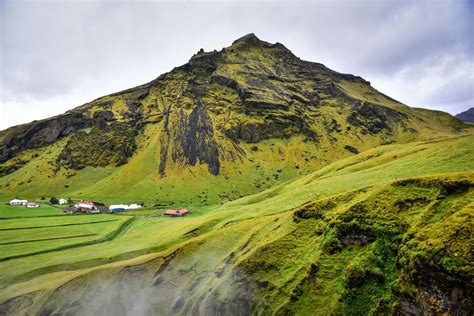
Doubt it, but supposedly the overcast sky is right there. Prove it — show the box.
[1,0,473,130]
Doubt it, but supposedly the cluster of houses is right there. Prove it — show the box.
[9,198,191,217]
[9,198,70,208]
[9,199,39,208]
[63,201,143,214]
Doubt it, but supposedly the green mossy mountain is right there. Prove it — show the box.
[0,34,469,204]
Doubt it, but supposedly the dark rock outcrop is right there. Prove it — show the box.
[347,102,405,135]
[344,145,359,154]
[0,112,92,163]
[172,101,220,175]
[58,121,139,170]
[395,286,473,315]
[210,75,247,99]
[92,110,115,122]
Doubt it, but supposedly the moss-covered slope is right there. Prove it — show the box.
[0,135,472,315]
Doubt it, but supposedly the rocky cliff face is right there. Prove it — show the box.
[0,112,92,164]
[169,101,221,175]
[0,34,469,201]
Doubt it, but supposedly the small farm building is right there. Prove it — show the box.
[109,204,127,212]
[26,202,39,208]
[10,199,28,206]
[109,204,142,212]
[59,198,68,205]
[164,209,190,216]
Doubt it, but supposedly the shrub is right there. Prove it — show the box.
[345,265,367,288]
[50,197,59,204]
[321,228,343,254]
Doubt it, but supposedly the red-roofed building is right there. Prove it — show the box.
[74,201,96,209]
[73,201,99,213]
[164,209,190,216]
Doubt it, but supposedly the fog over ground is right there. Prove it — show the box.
[1,0,473,130]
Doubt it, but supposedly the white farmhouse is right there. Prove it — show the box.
[59,198,68,205]
[10,199,28,206]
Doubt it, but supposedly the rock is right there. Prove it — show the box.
[340,232,376,246]
[92,110,115,122]
[395,286,473,315]
[0,112,92,163]
[344,145,359,154]
[170,101,221,175]
[347,102,405,135]
[210,75,248,99]
[57,122,139,170]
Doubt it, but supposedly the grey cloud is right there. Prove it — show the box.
[427,77,474,105]
[1,0,473,130]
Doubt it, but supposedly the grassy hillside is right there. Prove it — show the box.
[0,134,472,315]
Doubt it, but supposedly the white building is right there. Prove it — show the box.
[109,204,128,211]
[59,198,68,205]
[26,202,39,208]
[128,204,142,210]
[109,204,142,212]
[10,199,28,206]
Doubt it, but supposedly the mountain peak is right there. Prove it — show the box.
[232,33,261,45]
[230,33,278,51]
[229,33,291,55]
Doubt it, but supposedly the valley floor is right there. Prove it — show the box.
[0,135,473,315]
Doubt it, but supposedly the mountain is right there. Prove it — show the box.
[0,33,470,205]
[455,107,474,123]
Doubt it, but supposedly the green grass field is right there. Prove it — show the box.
[0,135,472,314]
[0,207,132,263]
[0,204,64,218]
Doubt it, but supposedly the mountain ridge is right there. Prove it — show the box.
[455,107,474,123]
